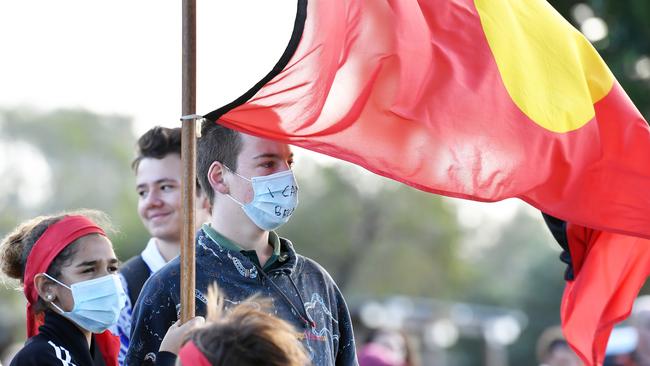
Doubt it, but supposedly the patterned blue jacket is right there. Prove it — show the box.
[125,229,358,366]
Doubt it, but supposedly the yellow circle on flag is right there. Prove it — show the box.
[474,0,614,133]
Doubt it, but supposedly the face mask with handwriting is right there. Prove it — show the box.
[226,169,299,231]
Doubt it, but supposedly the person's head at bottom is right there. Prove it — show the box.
[0,210,126,364]
[160,284,309,366]
[358,328,415,366]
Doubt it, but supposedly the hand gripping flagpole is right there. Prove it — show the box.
[180,0,197,324]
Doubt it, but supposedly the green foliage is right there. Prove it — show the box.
[439,211,567,364]
[0,108,148,261]
[472,212,567,365]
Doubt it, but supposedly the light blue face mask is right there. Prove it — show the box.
[44,273,127,333]
[225,167,299,231]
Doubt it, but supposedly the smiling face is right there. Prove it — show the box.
[48,234,119,312]
[136,154,183,242]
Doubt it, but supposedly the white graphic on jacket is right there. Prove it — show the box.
[228,251,258,278]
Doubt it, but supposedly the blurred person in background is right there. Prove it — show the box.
[536,325,581,366]
[629,295,650,365]
[113,126,212,365]
[359,328,418,366]
[0,210,125,365]
[604,325,639,366]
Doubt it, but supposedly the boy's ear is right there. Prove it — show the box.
[207,161,229,195]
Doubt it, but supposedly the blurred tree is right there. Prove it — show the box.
[0,107,147,261]
[459,212,564,306]
[445,211,567,365]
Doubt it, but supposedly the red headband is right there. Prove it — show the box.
[23,215,106,336]
[179,341,213,366]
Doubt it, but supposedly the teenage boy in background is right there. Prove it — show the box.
[115,126,211,365]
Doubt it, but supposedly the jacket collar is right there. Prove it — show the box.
[38,311,101,365]
[197,228,298,274]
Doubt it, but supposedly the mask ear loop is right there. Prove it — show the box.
[221,164,251,207]
[41,273,72,290]
[41,273,72,314]
[221,164,252,183]
[48,301,68,315]
[225,192,246,207]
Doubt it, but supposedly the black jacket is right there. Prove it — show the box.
[10,311,106,366]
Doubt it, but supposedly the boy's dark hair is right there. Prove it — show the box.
[132,126,182,171]
[132,126,203,194]
[197,121,243,204]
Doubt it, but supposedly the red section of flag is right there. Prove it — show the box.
[562,225,650,365]
[212,0,650,239]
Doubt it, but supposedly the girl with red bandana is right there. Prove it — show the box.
[1,210,124,366]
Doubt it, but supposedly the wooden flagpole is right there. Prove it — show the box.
[180,0,197,323]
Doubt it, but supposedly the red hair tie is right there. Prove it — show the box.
[179,341,212,366]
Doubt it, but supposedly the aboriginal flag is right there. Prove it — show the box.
[204,1,650,364]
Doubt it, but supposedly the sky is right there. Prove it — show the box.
[0,0,536,233]
[0,1,297,135]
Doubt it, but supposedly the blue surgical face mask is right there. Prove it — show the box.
[225,167,299,231]
[43,273,127,333]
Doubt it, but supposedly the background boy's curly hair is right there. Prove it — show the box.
[131,126,204,194]
[184,284,309,366]
[131,126,182,171]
